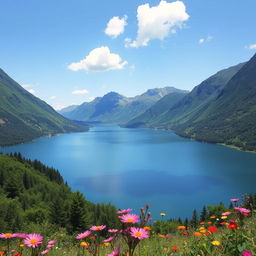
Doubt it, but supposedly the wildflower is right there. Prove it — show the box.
[104,242,110,247]
[130,227,149,240]
[210,216,216,219]
[230,198,239,202]
[199,222,204,225]
[165,235,171,239]
[76,231,91,239]
[207,222,212,224]
[158,234,165,238]
[143,226,151,230]
[13,253,22,256]
[211,241,220,246]
[89,236,95,240]
[19,244,24,248]
[234,207,251,214]
[182,231,188,236]
[116,208,132,214]
[160,213,166,216]
[80,242,89,248]
[90,225,106,231]
[0,252,5,256]
[228,223,238,229]
[222,212,231,216]
[120,214,140,224]
[41,250,49,255]
[14,233,27,239]
[104,237,114,243]
[24,234,43,248]
[171,246,179,251]
[0,233,15,239]
[242,250,253,256]
[177,226,186,230]
[108,229,118,233]
[47,240,56,245]
[107,248,120,256]
[221,216,227,219]
[193,232,202,236]
[208,226,217,233]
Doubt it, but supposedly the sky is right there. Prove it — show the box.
[0,0,256,110]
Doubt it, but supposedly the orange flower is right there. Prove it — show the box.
[0,252,5,256]
[158,234,165,238]
[194,232,202,236]
[210,216,216,219]
[144,226,151,230]
[199,222,204,225]
[89,236,95,240]
[207,222,212,224]
[177,225,186,230]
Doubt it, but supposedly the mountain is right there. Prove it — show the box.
[175,54,256,151]
[126,55,256,151]
[126,62,245,128]
[60,87,188,125]
[0,68,88,146]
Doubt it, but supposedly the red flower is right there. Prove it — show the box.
[208,226,217,233]
[182,231,188,236]
[228,223,238,229]
[171,246,179,251]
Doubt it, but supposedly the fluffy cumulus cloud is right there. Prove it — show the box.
[68,46,128,73]
[198,36,213,44]
[126,0,189,48]
[28,89,36,95]
[105,15,128,38]
[248,44,256,50]
[72,89,89,95]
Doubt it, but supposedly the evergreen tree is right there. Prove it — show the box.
[70,192,91,232]
[200,205,208,221]
[50,199,67,227]
[191,209,199,228]
[184,218,189,229]
[5,176,21,198]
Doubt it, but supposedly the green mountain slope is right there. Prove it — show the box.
[176,54,256,151]
[60,87,188,125]
[0,68,88,146]
[126,62,244,128]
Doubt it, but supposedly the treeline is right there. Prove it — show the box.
[0,153,119,234]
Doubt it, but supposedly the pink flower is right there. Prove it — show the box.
[47,240,56,245]
[120,214,140,224]
[24,234,43,248]
[107,248,120,256]
[41,249,49,255]
[14,233,27,239]
[130,227,149,240]
[76,231,91,239]
[116,208,132,214]
[108,229,119,233]
[234,207,251,214]
[222,212,232,216]
[104,236,114,243]
[242,250,253,256]
[0,233,15,239]
[90,225,106,231]
[230,198,239,202]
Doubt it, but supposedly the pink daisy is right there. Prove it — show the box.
[116,208,132,214]
[24,234,43,248]
[76,231,91,239]
[104,237,114,243]
[0,233,15,239]
[107,248,120,256]
[120,214,140,224]
[108,229,119,233]
[234,207,251,214]
[130,227,149,240]
[230,198,239,202]
[90,225,106,231]
[47,240,56,245]
[14,233,27,239]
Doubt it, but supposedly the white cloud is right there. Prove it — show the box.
[28,89,36,95]
[248,44,256,50]
[198,36,213,44]
[105,15,128,38]
[68,46,128,73]
[126,0,189,48]
[72,89,89,95]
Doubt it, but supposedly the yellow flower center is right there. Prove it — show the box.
[135,232,142,237]
[30,239,38,245]
[127,218,134,222]
[5,233,12,237]
[96,226,101,229]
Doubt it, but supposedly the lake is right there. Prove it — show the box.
[1,126,256,219]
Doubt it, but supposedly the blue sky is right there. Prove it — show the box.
[1,0,256,109]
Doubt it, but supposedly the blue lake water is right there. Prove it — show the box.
[1,126,256,219]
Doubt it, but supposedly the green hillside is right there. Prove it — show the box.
[0,68,88,146]
[0,153,118,233]
[175,54,256,151]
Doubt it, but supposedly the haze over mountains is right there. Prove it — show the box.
[59,87,188,125]
[0,69,88,146]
